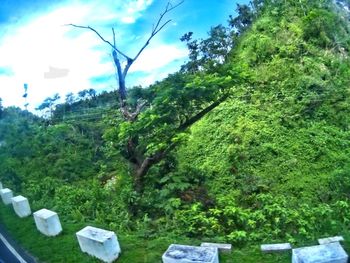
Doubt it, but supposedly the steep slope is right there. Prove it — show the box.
[174,0,350,242]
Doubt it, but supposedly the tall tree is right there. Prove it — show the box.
[65,92,75,105]
[70,1,237,193]
[69,1,183,121]
[87,89,96,99]
[180,25,234,73]
[36,93,61,119]
[228,3,256,34]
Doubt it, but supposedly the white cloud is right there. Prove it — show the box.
[82,0,154,24]
[0,0,187,111]
[131,43,188,72]
[120,0,153,24]
[135,71,169,87]
[121,16,136,24]
[0,4,113,111]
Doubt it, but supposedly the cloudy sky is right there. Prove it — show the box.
[0,0,246,111]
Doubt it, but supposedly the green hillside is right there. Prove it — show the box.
[0,0,350,262]
[173,0,350,243]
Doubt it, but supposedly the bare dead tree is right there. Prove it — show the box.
[67,1,186,194]
[68,2,234,195]
[68,1,183,121]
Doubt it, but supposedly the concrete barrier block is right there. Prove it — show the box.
[33,209,62,236]
[318,236,344,245]
[76,226,121,263]
[162,244,219,263]
[292,242,348,263]
[0,188,13,205]
[11,195,31,218]
[261,243,292,253]
[201,242,232,253]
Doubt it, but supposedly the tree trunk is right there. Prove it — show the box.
[133,148,171,193]
[112,50,127,103]
[134,157,153,193]
[131,94,229,193]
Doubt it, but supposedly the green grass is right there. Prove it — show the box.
[0,204,98,262]
[1,203,348,263]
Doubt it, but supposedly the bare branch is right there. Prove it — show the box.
[132,100,147,118]
[153,19,172,36]
[67,1,183,78]
[112,28,116,47]
[178,94,229,131]
[132,1,184,63]
[67,24,131,61]
[67,1,183,126]
[67,24,113,48]
[123,60,133,78]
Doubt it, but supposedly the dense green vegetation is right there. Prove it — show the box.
[0,0,350,261]
[0,204,292,262]
[172,0,350,243]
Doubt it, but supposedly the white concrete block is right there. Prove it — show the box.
[261,243,292,253]
[292,242,348,263]
[33,209,62,236]
[76,226,121,263]
[201,242,232,252]
[162,244,219,263]
[0,188,13,205]
[11,195,31,218]
[318,236,344,245]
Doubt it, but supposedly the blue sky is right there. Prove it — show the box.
[0,0,248,111]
